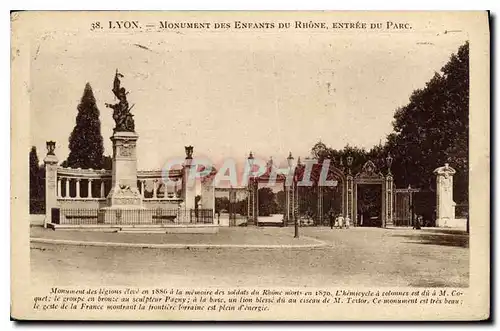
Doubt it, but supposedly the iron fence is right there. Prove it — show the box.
[51,208,214,225]
[191,208,215,224]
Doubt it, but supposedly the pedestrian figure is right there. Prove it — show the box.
[338,214,344,229]
[328,208,334,229]
[334,214,340,229]
[344,215,351,229]
[414,215,421,230]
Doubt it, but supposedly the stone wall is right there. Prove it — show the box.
[143,200,182,209]
[58,199,108,209]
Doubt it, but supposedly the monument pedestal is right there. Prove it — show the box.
[100,131,152,223]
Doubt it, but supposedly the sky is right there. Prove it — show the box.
[30,28,468,170]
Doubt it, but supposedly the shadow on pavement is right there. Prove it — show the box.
[421,228,468,235]
[409,279,469,287]
[393,232,469,248]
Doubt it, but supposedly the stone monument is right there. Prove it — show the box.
[182,146,197,210]
[43,141,58,227]
[433,163,456,227]
[100,70,146,222]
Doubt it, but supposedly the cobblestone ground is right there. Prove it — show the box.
[30,226,469,288]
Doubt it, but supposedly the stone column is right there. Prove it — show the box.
[75,179,81,198]
[57,178,62,198]
[433,164,456,227]
[65,178,70,198]
[88,179,93,198]
[153,180,158,199]
[43,141,59,227]
[140,180,145,198]
[100,180,105,198]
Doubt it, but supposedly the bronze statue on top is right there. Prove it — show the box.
[105,69,135,132]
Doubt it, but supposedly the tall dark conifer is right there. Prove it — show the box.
[29,146,44,213]
[65,83,105,169]
[29,146,40,198]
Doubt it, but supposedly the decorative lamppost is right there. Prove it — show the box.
[286,152,293,228]
[346,155,354,225]
[287,152,299,238]
[385,154,394,227]
[346,155,353,174]
[386,154,393,175]
[247,151,255,223]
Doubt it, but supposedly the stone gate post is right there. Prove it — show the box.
[182,146,197,210]
[200,175,215,222]
[43,141,58,227]
[433,163,456,227]
[346,175,354,224]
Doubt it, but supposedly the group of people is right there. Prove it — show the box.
[329,214,351,229]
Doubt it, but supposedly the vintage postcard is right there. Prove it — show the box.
[11,11,489,320]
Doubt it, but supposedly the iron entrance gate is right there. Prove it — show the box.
[394,187,436,227]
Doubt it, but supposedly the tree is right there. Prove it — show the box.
[387,42,469,203]
[257,187,278,216]
[234,198,248,216]
[311,141,385,175]
[65,83,105,169]
[102,155,113,170]
[304,42,469,222]
[215,197,230,213]
[275,190,286,214]
[29,146,44,213]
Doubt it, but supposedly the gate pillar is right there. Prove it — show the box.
[385,175,394,227]
[43,141,59,227]
[346,175,354,225]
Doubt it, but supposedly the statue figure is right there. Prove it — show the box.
[105,69,135,132]
[46,141,56,155]
[185,146,194,159]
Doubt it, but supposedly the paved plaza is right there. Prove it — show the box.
[30,226,469,288]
